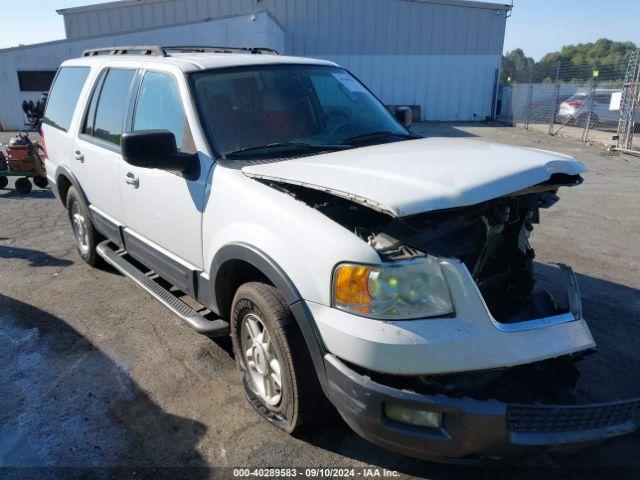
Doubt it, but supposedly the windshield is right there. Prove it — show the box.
[190,65,409,158]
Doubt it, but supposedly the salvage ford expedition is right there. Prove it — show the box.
[42,45,639,462]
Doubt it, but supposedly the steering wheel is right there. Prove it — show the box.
[325,111,351,133]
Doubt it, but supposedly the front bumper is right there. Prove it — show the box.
[309,262,595,376]
[324,354,640,462]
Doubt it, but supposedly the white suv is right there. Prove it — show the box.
[42,46,639,462]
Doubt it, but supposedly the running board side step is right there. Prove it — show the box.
[97,241,230,337]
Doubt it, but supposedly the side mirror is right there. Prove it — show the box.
[394,106,413,128]
[121,130,198,175]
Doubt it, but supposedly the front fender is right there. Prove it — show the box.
[209,242,330,385]
[202,167,380,306]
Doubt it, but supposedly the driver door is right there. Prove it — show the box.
[119,69,209,293]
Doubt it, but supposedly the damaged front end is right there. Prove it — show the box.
[250,171,640,460]
[257,172,584,328]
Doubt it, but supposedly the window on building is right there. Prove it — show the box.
[43,67,91,132]
[133,71,196,153]
[91,69,136,145]
[17,71,57,92]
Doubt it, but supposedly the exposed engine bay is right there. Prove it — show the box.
[260,173,584,324]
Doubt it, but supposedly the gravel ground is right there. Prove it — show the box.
[1,125,639,479]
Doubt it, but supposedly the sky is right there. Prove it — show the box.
[0,0,107,48]
[1,0,639,60]
[503,0,640,60]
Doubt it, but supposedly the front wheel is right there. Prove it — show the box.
[0,176,7,189]
[66,186,102,266]
[231,282,328,433]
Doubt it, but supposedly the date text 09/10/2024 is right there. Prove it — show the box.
[232,468,401,477]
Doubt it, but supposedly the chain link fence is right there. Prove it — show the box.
[499,56,640,154]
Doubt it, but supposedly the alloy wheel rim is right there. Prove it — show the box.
[71,201,89,255]
[240,312,282,406]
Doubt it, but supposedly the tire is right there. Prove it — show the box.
[66,186,102,266]
[231,282,328,433]
[15,177,32,194]
[0,176,7,189]
[33,175,48,188]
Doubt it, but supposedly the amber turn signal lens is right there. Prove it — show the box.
[334,265,372,305]
[332,258,454,320]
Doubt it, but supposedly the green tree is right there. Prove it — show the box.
[501,48,535,83]
[501,39,638,84]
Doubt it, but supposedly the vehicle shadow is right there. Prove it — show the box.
[0,245,72,267]
[0,188,53,199]
[299,263,640,476]
[0,294,211,479]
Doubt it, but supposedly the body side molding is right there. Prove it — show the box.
[210,242,302,306]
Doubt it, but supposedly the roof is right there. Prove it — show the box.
[63,51,337,72]
[57,0,512,15]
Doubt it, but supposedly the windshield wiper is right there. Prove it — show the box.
[341,131,421,144]
[225,142,350,158]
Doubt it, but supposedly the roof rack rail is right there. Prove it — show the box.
[163,46,279,55]
[81,45,279,58]
[82,46,167,57]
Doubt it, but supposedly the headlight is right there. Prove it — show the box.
[332,256,454,320]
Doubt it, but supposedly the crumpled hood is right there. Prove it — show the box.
[241,138,587,217]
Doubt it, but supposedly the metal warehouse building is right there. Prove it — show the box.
[0,0,511,130]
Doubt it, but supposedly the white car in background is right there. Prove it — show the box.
[41,45,640,462]
[558,89,640,131]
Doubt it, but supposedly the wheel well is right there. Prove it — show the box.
[56,174,72,206]
[214,259,271,319]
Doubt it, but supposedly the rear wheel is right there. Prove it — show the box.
[66,186,101,266]
[33,175,48,188]
[231,282,328,433]
[15,177,32,194]
[0,176,7,189]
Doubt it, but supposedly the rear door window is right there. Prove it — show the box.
[81,70,106,137]
[43,66,91,132]
[91,68,136,146]
[132,71,195,153]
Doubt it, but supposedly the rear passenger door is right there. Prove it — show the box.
[42,66,91,180]
[119,69,208,278]
[74,67,137,228]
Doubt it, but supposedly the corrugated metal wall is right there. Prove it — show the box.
[63,0,506,55]
[59,0,508,121]
[0,12,283,129]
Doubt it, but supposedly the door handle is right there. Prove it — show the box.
[74,150,84,162]
[124,172,139,188]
